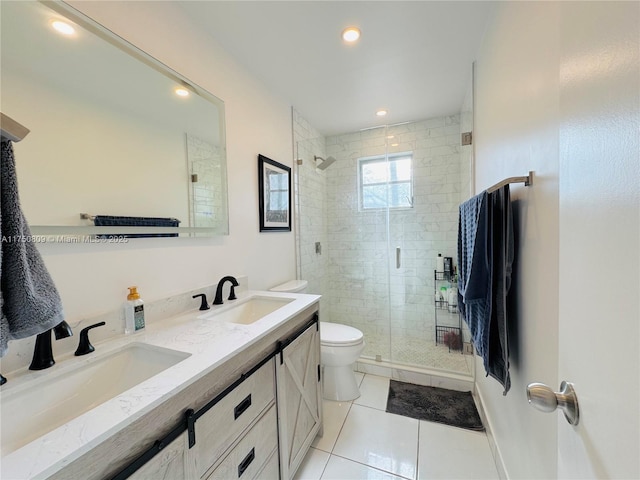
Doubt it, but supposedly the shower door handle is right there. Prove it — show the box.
[396,247,401,269]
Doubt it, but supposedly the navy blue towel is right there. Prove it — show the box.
[93,215,180,238]
[486,186,513,394]
[458,185,513,394]
[457,191,492,363]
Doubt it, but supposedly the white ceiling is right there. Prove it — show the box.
[179,1,497,136]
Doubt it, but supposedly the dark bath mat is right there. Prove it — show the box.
[386,380,484,431]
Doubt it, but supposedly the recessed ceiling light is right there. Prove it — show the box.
[387,135,395,139]
[376,109,388,117]
[342,27,361,43]
[175,87,190,97]
[51,20,75,36]
[391,143,399,147]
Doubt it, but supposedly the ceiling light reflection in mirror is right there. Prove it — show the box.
[1,1,228,238]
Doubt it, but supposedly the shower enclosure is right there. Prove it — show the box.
[292,105,473,377]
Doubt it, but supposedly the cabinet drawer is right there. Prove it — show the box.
[195,358,275,477]
[129,431,196,480]
[204,405,278,480]
[255,449,280,480]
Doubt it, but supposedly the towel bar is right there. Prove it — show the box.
[487,171,534,193]
[0,112,30,143]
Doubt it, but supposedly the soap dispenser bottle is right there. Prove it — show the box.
[125,286,145,334]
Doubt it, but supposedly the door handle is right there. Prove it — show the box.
[396,247,401,269]
[526,380,579,425]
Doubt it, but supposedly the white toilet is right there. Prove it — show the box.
[270,280,366,402]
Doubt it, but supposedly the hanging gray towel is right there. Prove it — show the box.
[0,140,64,357]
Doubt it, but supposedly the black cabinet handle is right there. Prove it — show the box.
[237,448,255,477]
[234,394,252,420]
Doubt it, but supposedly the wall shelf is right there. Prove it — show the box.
[434,270,462,352]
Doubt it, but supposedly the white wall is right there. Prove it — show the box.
[1,2,295,371]
[474,2,560,478]
[474,2,639,478]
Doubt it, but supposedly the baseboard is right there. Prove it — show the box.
[474,385,509,480]
[354,357,474,393]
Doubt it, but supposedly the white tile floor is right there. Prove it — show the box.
[295,373,499,480]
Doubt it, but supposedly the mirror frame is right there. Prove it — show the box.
[22,1,229,239]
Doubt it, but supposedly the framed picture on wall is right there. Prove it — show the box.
[258,154,291,232]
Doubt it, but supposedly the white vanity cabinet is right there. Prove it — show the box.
[204,405,278,480]
[51,308,321,480]
[276,321,323,480]
[129,432,196,480]
[196,359,278,479]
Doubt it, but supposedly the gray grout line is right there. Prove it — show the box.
[317,386,358,479]
[324,375,418,480]
[326,452,413,480]
[311,373,496,480]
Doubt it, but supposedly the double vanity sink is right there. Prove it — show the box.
[0,292,316,479]
[2,342,191,455]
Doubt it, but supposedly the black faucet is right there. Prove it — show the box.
[213,276,239,305]
[29,320,73,370]
[74,322,106,356]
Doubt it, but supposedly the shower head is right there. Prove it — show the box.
[314,155,337,170]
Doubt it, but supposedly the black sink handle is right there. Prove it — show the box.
[74,321,106,356]
[192,293,210,311]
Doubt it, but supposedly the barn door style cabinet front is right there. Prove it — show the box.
[107,310,322,480]
[275,318,323,480]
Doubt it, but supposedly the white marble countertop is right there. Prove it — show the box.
[0,290,320,480]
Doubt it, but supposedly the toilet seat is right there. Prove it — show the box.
[320,322,364,347]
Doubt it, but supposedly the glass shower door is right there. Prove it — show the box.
[293,110,473,376]
[386,118,471,374]
[384,124,424,368]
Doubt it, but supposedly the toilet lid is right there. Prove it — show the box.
[320,322,364,346]
[270,280,308,293]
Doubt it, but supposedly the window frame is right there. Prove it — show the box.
[357,152,414,211]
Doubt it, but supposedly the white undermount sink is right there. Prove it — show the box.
[201,295,295,325]
[0,342,190,456]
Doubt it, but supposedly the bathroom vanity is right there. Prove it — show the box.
[0,291,322,480]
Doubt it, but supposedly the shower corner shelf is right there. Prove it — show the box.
[434,270,463,352]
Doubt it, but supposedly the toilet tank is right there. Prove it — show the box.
[270,280,308,293]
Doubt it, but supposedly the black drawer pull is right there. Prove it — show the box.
[237,447,255,477]
[234,394,252,420]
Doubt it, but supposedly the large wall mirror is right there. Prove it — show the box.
[1,1,229,238]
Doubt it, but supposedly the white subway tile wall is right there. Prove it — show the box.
[186,134,226,228]
[292,109,329,317]
[293,112,471,374]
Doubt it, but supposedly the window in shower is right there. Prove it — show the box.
[358,153,413,210]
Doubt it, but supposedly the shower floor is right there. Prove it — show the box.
[363,332,472,375]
